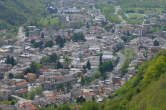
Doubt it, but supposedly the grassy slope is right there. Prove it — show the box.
[103,49,166,110]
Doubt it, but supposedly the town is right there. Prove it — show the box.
[0,0,166,110]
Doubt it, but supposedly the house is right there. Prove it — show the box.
[94,15,106,23]
[17,101,37,110]
[102,54,114,62]
[26,73,37,82]
[112,77,121,86]
[89,45,101,54]
[81,89,95,101]
[11,79,28,95]
[27,26,40,37]
[0,104,16,110]
[71,88,82,101]
[0,64,13,73]
[0,84,13,100]
[62,7,81,14]
[42,73,76,90]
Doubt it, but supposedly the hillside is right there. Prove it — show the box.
[101,49,166,110]
[0,0,50,30]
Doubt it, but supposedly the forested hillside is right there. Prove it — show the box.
[0,0,50,29]
[101,49,166,110]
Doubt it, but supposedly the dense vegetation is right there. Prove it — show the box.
[102,49,166,110]
[116,0,166,8]
[71,33,86,42]
[0,0,51,30]
[0,98,18,105]
[23,86,43,100]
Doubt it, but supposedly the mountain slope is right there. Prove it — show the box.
[102,49,166,110]
[0,0,50,29]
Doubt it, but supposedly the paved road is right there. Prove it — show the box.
[17,26,25,41]
[11,95,31,104]
[109,51,126,80]
[11,95,29,101]
[115,52,126,71]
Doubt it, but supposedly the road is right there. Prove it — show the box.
[11,95,30,102]
[116,52,126,70]
[11,95,31,104]
[11,95,27,101]
[17,26,25,41]
[109,51,126,80]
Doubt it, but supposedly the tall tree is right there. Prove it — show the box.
[153,40,160,46]
[5,56,17,66]
[99,54,103,66]
[86,60,91,70]
[41,32,45,38]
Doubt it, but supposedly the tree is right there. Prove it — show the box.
[79,101,99,110]
[94,71,101,79]
[56,84,64,91]
[41,32,45,38]
[35,85,43,95]
[55,62,63,69]
[50,53,58,63]
[71,33,86,42]
[55,36,66,48]
[5,56,17,66]
[25,62,42,75]
[25,31,29,37]
[153,40,160,46]
[25,86,43,100]
[99,54,103,66]
[86,22,90,28]
[8,73,14,79]
[76,96,86,103]
[57,105,71,110]
[121,35,128,42]
[101,72,107,80]
[64,57,71,65]
[31,39,36,44]
[81,77,86,86]
[32,41,44,49]
[30,62,42,73]
[86,60,91,70]
[99,61,113,73]
[81,76,92,86]
[40,56,50,64]
[45,40,54,48]
[82,65,87,73]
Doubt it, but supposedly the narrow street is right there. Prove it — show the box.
[17,26,25,41]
